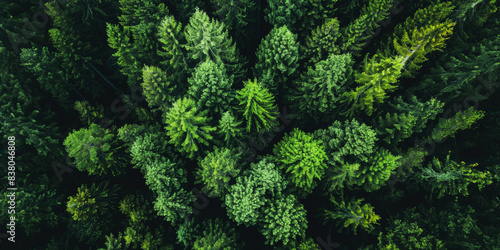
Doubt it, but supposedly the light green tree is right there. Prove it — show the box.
[235,79,279,133]
[163,97,216,159]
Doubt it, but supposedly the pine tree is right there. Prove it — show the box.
[141,65,177,110]
[235,79,279,133]
[184,8,246,82]
[225,175,266,227]
[193,218,242,249]
[342,54,404,116]
[217,111,245,147]
[195,147,242,198]
[379,2,456,78]
[157,15,189,85]
[290,53,354,122]
[273,128,327,194]
[254,26,299,96]
[324,197,380,235]
[163,97,216,159]
[314,119,378,165]
[260,194,308,246]
[353,148,401,192]
[301,18,342,66]
[144,158,195,226]
[74,100,105,127]
[297,0,338,35]
[417,154,493,198]
[107,0,169,86]
[264,0,306,31]
[341,0,394,55]
[64,123,128,176]
[431,107,485,142]
[188,58,235,116]
[322,163,360,193]
[374,112,417,144]
[66,181,120,222]
[211,0,256,33]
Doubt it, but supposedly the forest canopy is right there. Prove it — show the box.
[1,0,500,249]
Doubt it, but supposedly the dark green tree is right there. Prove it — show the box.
[314,119,378,165]
[193,218,242,249]
[217,111,245,147]
[340,0,393,54]
[264,0,306,30]
[254,26,299,95]
[64,123,127,176]
[301,18,342,66]
[290,53,354,122]
[353,148,401,192]
[184,8,246,82]
[417,154,494,199]
[324,197,380,235]
[225,175,266,227]
[260,194,308,246]
[195,147,242,198]
[188,58,235,116]
[157,14,190,85]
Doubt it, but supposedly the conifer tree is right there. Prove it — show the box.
[141,65,176,110]
[195,147,242,198]
[273,128,327,194]
[188,58,235,115]
[184,8,246,82]
[431,107,485,142]
[157,15,189,85]
[324,197,380,235]
[211,0,256,33]
[380,2,456,78]
[341,0,394,55]
[235,79,279,133]
[64,123,128,176]
[264,0,306,31]
[217,111,245,147]
[254,26,299,95]
[342,54,404,116]
[66,181,119,222]
[417,154,494,199]
[314,119,378,165]
[353,148,401,192]
[193,218,242,249]
[298,0,338,35]
[301,18,342,66]
[74,101,105,127]
[225,175,266,227]
[260,194,308,246]
[107,0,169,86]
[163,97,216,159]
[290,53,354,122]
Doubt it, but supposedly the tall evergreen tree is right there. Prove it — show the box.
[163,97,216,159]
[235,79,279,133]
[290,53,354,122]
[184,8,246,82]
[254,26,299,96]
[187,58,235,116]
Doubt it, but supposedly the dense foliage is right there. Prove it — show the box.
[1,0,499,249]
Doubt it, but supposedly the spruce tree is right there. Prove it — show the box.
[163,97,216,159]
[254,26,299,96]
[235,79,279,133]
[184,8,246,82]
